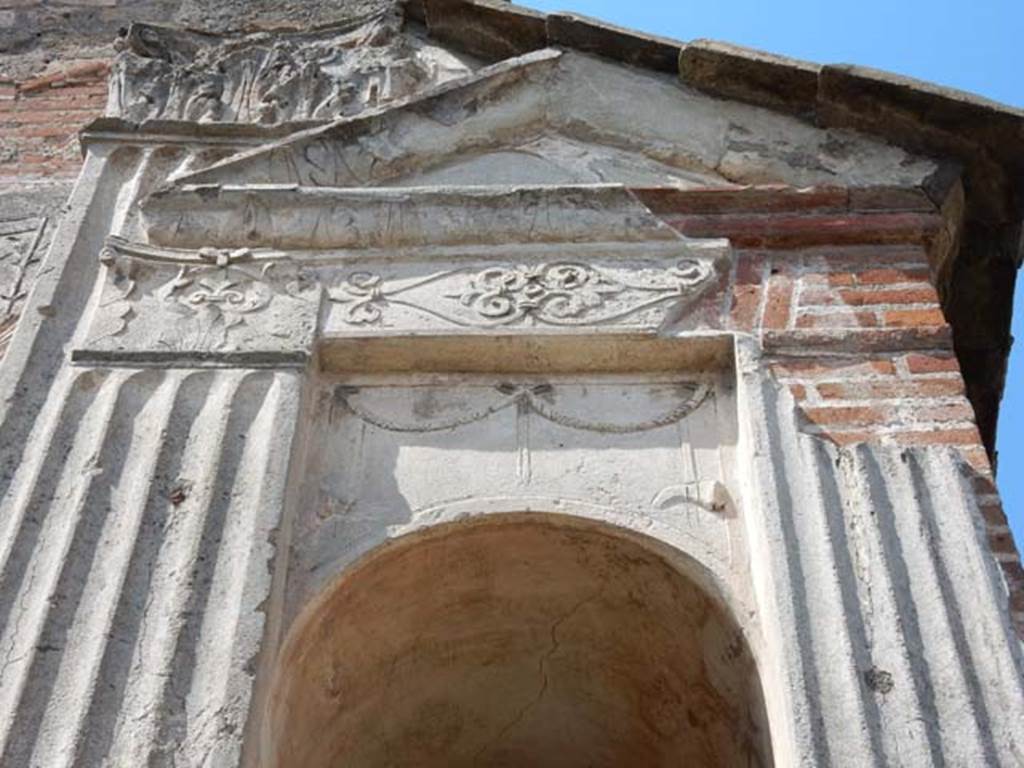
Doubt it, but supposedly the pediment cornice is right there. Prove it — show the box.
[140,183,680,249]
[127,46,936,200]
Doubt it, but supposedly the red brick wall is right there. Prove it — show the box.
[735,246,980,459]
[0,60,109,182]
[749,246,1023,637]
[635,185,1023,638]
[0,60,109,360]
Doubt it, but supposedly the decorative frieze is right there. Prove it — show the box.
[108,14,475,124]
[299,374,733,601]
[327,258,714,329]
[76,230,728,363]
[80,236,319,364]
[333,379,712,433]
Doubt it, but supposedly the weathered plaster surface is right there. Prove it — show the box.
[0,184,63,353]
[268,516,771,767]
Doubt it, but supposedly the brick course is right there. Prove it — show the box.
[646,185,1024,638]
[0,60,108,183]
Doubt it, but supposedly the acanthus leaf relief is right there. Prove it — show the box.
[109,14,475,124]
[327,258,714,328]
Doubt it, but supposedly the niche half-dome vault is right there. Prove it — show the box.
[0,1,1022,766]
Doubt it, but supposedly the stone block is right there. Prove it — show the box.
[678,38,820,117]
[423,0,547,60]
[546,12,681,72]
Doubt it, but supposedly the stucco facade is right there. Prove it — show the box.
[1,1,1023,765]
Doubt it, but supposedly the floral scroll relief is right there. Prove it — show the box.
[157,247,276,318]
[327,259,713,328]
[457,262,626,323]
[91,238,315,354]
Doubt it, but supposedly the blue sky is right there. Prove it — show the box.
[521,0,1024,542]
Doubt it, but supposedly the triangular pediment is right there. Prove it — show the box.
[160,46,938,195]
[375,134,730,188]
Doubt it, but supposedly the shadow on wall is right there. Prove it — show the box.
[263,514,774,768]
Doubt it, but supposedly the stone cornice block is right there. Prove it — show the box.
[423,0,547,60]
[678,39,820,118]
[546,12,681,73]
[817,63,1024,166]
[676,38,1024,223]
[817,64,1024,224]
[140,183,673,249]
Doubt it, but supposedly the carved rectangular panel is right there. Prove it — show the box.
[323,244,722,333]
[74,235,730,365]
[290,373,736,605]
[76,237,320,365]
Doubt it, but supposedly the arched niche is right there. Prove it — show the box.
[263,514,773,767]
